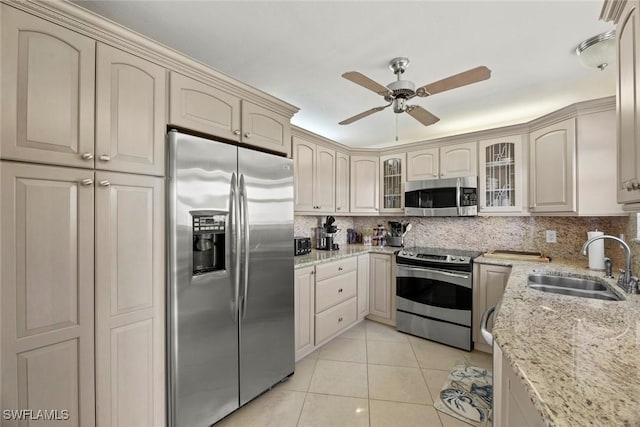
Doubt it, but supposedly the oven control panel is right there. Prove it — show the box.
[397,251,470,265]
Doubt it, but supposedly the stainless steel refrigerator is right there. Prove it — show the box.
[167,130,294,426]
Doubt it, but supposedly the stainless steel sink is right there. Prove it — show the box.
[527,273,622,301]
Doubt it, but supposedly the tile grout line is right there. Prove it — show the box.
[295,355,319,427]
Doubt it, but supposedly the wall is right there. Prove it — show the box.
[296,215,630,270]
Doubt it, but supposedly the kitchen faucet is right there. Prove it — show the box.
[581,235,639,294]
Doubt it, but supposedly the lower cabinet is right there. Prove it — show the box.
[367,253,395,326]
[0,162,165,426]
[493,343,545,427]
[473,263,511,353]
[294,266,315,361]
[357,254,370,320]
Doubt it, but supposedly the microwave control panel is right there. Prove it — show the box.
[460,188,477,206]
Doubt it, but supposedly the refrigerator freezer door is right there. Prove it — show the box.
[167,131,240,426]
[238,147,295,405]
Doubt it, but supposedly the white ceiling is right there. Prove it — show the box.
[73,0,615,148]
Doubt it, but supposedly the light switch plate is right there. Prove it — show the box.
[546,230,557,243]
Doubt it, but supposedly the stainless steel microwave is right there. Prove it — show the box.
[404,176,478,216]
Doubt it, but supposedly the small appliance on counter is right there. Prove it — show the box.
[294,236,312,256]
[372,224,386,246]
[347,228,363,244]
[387,221,411,247]
[316,216,340,250]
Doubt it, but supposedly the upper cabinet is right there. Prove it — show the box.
[380,153,406,214]
[96,43,166,176]
[478,135,526,214]
[351,156,380,213]
[406,141,477,181]
[293,137,335,213]
[169,72,292,156]
[612,1,640,206]
[440,141,478,178]
[529,118,576,213]
[336,152,350,213]
[1,5,96,169]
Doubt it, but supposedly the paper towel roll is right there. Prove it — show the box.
[587,231,605,270]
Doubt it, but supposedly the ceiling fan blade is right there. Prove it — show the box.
[416,66,491,97]
[339,104,390,125]
[406,105,440,126]
[342,71,392,97]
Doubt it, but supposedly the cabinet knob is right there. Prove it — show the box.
[99,154,110,162]
[633,180,640,191]
[337,207,341,211]
[338,288,343,293]
[99,180,111,187]
[80,178,93,186]
[233,129,241,136]
[81,152,94,160]
[244,132,252,139]
[338,267,343,271]
[338,317,343,322]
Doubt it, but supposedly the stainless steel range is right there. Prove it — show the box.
[395,247,481,351]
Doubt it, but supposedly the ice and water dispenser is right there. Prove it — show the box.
[191,211,226,275]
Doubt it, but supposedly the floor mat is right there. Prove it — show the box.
[433,364,492,426]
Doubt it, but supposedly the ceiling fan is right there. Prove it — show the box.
[339,57,491,127]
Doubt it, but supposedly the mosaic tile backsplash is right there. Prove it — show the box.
[295,215,632,270]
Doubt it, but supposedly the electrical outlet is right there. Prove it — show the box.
[546,230,557,243]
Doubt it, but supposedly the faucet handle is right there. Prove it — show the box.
[628,276,639,294]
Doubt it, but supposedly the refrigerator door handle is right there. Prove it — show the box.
[240,173,250,320]
[231,172,241,323]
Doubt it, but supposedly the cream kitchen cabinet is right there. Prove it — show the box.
[529,118,576,213]
[170,72,291,156]
[608,1,640,206]
[95,43,166,176]
[350,156,380,213]
[336,151,350,213]
[406,147,439,181]
[473,263,511,353]
[1,7,167,176]
[293,137,336,213]
[478,135,526,214]
[357,254,370,320]
[1,5,96,169]
[380,153,406,214]
[493,343,545,427]
[367,253,395,326]
[0,162,165,426]
[440,141,478,178]
[294,266,315,361]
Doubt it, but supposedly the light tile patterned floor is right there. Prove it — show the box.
[217,320,492,427]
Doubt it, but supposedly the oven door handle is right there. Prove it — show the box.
[397,265,471,287]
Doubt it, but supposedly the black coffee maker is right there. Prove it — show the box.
[316,216,339,250]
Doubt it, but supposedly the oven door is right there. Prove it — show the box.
[396,264,472,327]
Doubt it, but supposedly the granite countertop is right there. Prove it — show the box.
[478,256,640,426]
[294,244,398,268]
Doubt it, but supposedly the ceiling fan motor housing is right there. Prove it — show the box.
[385,80,416,106]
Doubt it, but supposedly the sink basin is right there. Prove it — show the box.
[527,273,622,301]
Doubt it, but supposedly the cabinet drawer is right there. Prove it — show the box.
[315,270,357,313]
[315,256,357,281]
[315,297,357,344]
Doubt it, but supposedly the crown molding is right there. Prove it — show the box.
[3,0,299,118]
[600,0,628,23]
[291,126,351,153]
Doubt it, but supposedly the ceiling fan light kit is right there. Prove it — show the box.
[575,30,616,71]
[340,57,491,128]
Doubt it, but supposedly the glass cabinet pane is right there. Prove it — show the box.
[485,142,515,208]
[383,158,402,209]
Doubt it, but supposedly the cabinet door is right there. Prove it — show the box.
[380,153,406,213]
[357,254,369,320]
[95,172,165,427]
[473,264,511,353]
[294,267,315,361]
[96,43,166,176]
[369,253,392,320]
[1,5,95,168]
[241,100,291,157]
[350,156,380,213]
[293,137,316,212]
[406,148,439,181]
[440,141,478,178]
[478,136,525,213]
[1,162,95,426]
[617,1,640,204]
[336,152,350,213]
[529,118,576,212]
[169,72,241,141]
[315,146,336,212]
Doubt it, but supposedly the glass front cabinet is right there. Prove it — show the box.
[478,135,525,214]
[380,153,406,214]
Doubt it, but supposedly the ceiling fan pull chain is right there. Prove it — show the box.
[395,114,399,142]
